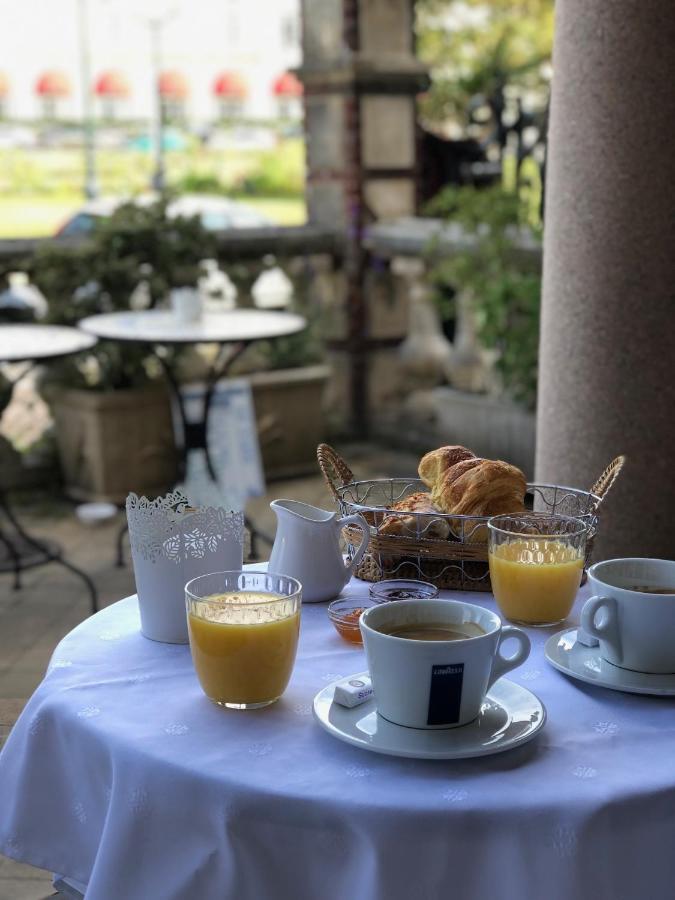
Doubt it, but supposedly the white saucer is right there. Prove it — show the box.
[313,673,546,760]
[545,628,675,696]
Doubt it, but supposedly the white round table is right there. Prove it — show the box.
[79,309,307,559]
[1,578,675,900]
[0,323,97,364]
[78,309,306,346]
[0,324,98,610]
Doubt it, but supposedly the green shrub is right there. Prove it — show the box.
[426,184,542,409]
[176,172,228,194]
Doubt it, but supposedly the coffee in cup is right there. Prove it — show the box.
[376,622,485,641]
[581,558,675,674]
[360,599,530,729]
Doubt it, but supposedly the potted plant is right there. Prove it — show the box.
[32,199,213,503]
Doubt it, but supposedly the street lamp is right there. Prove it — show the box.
[77,0,98,199]
[148,16,165,192]
[143,7,176,193]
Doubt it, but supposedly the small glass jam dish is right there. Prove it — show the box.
[327,596,383,645]
[369,579,440,603]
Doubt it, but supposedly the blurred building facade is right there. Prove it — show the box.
[0,0,301,123]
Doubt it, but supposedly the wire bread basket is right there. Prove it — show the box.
[318,444,625,592]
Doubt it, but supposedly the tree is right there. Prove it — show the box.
[416,0,554,130]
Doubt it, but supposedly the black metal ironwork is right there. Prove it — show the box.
[467,85,549,217]
[419,84,549,217]
[0,491,98,613]
[0,355,99,613]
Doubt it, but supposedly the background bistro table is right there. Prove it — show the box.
[0,324,99,611]
[2,576,675,900]
[79,309,306,559]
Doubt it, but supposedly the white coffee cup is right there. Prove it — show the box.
[581,558,675,674]
[170,287,203,323]
[360,599,530,729]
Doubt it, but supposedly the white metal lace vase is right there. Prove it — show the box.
[126,490,244,643]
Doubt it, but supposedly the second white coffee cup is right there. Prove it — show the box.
[581,558,675,674]
[360,599,530,729]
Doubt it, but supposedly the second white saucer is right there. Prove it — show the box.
[545,628,675,696]
[313,673,546,760]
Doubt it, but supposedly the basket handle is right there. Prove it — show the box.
[590,455,626,508]
[317,443,354,501]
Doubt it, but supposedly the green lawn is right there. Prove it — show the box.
[0,141,306,237]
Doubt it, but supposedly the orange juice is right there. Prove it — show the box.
[489,539,583,625]
[188,591,300,707]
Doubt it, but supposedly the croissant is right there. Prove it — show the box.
[418,445,476,489]
[431,458,526,517]
[379,491,450,539]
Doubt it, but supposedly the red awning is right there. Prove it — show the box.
[158,70,189,99]
[272,71,302,98]
[213,71,247,99]
[95,70,130,98]
[35,70,71,97]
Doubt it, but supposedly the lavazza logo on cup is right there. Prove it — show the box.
[428,663,465,726]
[360,599,530,729]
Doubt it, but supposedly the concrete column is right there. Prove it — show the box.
[535,0,675,559]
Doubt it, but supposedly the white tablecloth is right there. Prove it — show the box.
[2,580,675,900]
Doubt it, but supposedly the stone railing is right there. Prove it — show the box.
[362,216,543,475]
[0,224,346,340]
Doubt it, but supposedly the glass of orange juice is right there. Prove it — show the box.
[185,571,302,709]
[488,514,588,627]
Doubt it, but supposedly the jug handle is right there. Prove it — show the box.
[337,514,370,574]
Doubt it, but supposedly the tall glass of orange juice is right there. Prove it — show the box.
[185,571,302,709]
[488,514,588,627]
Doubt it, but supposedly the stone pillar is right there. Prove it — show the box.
[535,0,675,559]
[298,0,428,433]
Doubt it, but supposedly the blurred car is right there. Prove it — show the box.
[0,125,37,149]
[54,195,292,309]
[127,129,189,153]
[55,193,272,237]
[205,126,277,152]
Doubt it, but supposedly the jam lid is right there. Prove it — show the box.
[369,579,440,602]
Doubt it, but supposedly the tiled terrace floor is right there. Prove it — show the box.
[0,443,417,898]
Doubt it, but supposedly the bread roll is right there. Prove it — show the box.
[379,491,450,539]
[418,445,475,489]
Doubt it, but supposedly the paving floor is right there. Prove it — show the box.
[0,442,418,898]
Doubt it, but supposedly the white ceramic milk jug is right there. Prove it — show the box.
[268,499,370,603]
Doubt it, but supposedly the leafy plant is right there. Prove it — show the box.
[416,0,553,126]
[31,199,214,391]
[426,183,542,409]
